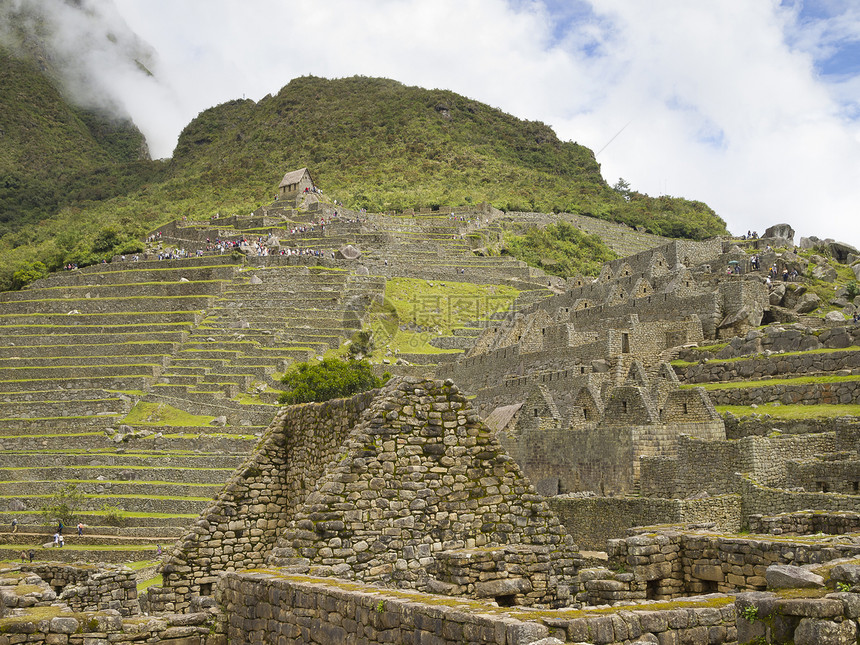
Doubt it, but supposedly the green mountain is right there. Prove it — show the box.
[0,66,728,291]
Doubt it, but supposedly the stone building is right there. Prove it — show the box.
[489,362,725,496]
[277,167,314,199]
[161,377,581,611]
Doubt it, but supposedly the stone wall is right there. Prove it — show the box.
[640,433,837,498]
[607,530,860,598]
[741,475,860,517]
[218,569,740,645]
[165,378,581,611]
[19,563,138,616]
[548,494,743,551]
[749,510,860,535]
[162,391,374,610]
[704,378,860,406]
[676,348,860,383]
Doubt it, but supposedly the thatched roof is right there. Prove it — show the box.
[278,168,312,188]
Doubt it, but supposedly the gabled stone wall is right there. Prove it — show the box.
[164,378,581,611]
[162,391,375,610]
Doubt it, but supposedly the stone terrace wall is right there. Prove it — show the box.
[640,433,836,498]
[607,530,860,598]
[676,348,860,383]
[749,510,860,535]
[218,570,739,645]
[162,391,375,610]
[19,563,138,616]
[705,379,860,406]
[0,609,217,644]
[548,494,742,551]
[741,475,860,517]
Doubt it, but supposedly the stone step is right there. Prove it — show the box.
[0,432,257,454]
[0,544,160,564]
[0,342,180,359]
[0,398,129,419]
[0,375,155,394]
[0,355,170,369]
[1,280,227,302]
[0,311,200,327]
[0,463,240,482]
[73,254,242,274]
[0,363,163,381]
[0,479,223,499]
[0,295,214,316]
[0,493,210,514]
[0,388,120,403]
[0,531,176,546]
[0,331,188,346]
[33,264,238,288]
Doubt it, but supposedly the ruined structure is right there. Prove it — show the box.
[161,377,581,611]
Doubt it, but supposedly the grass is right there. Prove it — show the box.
[120,401,216,426]
[717,404,860,419]
[672,345,860,367]
[367,278,519,355]
[137,573,163,592]
[683,374,860,390]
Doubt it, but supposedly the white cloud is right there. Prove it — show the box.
[23,0,860,246]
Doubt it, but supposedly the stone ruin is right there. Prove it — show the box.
[160,377,581,612]
[4,211,860,643]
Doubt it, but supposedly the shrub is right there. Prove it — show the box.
[41,483,84,525]
[847,281,860,300]
[101,504,125,526]
[11,261,48,290]
[278,358,389,404]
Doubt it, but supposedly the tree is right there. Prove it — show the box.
[347,330,375,360]
[612,177,632,200]
[11,260,48,290]
[278,358,389,404]
[41,483,84,525]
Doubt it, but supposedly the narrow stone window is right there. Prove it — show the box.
[622,401,628,414]
[682,403,688,414]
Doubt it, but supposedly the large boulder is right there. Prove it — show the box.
[825,311,846,322]
[829,241,859,264]
[800,235,826,250]
[795,292,821,314]
[812,264,838,282]
[830,563,860,586]
[766,564,825,589]
[336,244,361,260]
[764,223,795,244]
[852,263,860,281]
[769,283,786,306]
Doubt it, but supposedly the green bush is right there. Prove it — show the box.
[502,220,616,277]
[11,260,48,290]
[278,358,389,404]
[40,483,84,525]
[847,281,860,300]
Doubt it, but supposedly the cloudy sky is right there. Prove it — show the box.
[13,0,860,245]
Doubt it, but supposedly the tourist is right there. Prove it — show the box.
[28,550,34,562]
[157,544,163,556]
[20,550,27,563]
[77,522,84,536]
[11,518,18,533]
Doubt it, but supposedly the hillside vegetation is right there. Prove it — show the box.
[0,64,729,291]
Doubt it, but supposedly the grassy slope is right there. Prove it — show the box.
[0,70,729,291]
